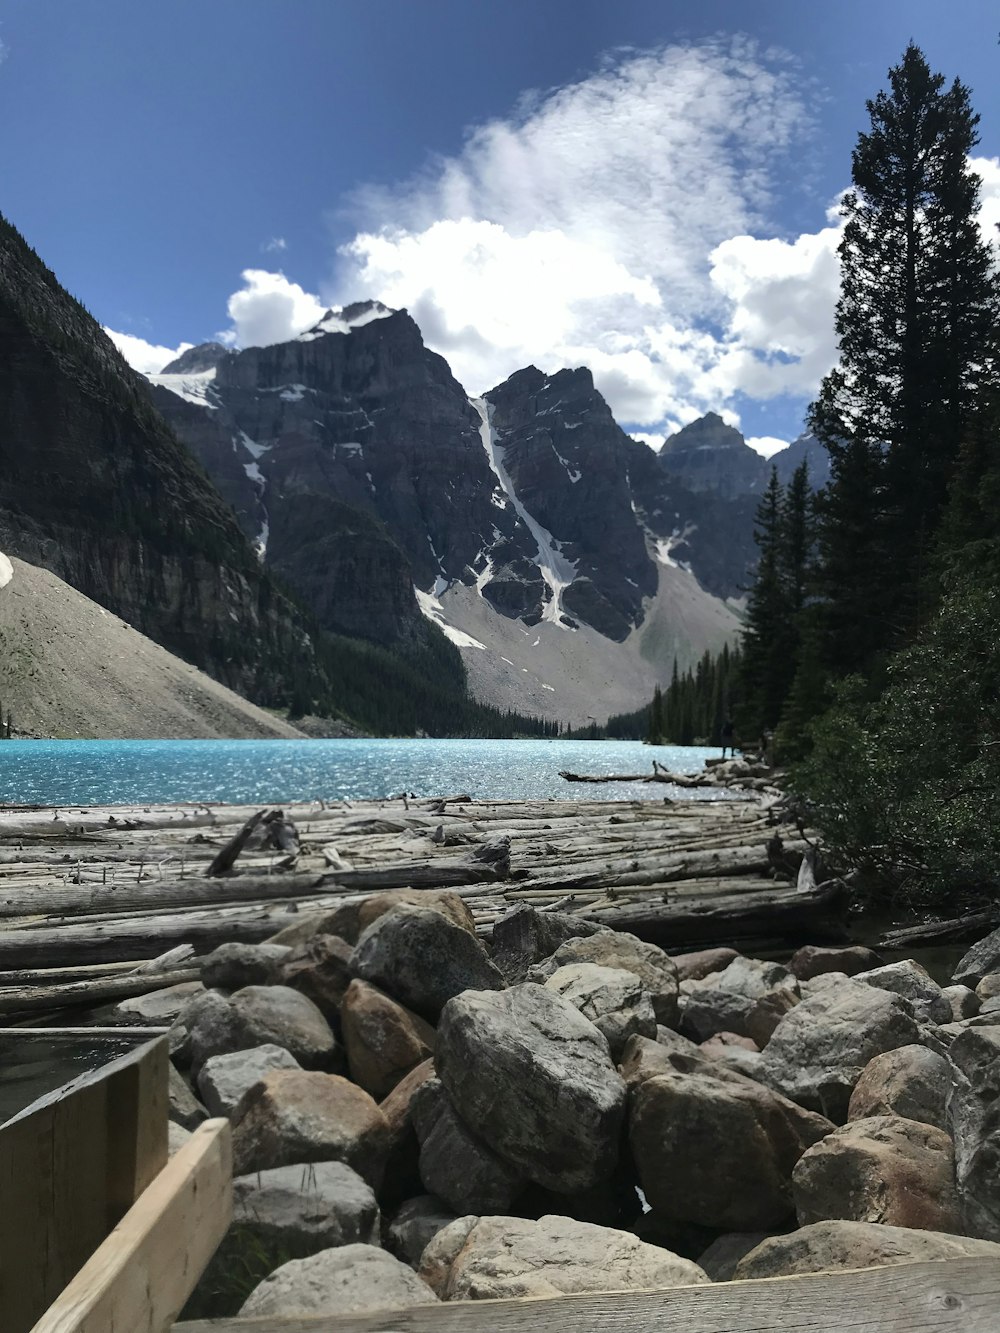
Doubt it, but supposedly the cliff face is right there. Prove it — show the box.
[0,214,320,704]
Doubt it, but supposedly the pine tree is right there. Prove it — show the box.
[739,468,792,734]
[811,44,1000,665]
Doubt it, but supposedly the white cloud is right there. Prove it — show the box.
[746,435,791,458]
[327,38,822,433]
[262,236,288,253]
[104,328,192,374]
[220,269,326,347]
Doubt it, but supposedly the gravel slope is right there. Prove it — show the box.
[0,556,305,739]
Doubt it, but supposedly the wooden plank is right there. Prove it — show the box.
[0,1037,169,1333]
[32,1118,231,1333]
[172,1256,1000,1332]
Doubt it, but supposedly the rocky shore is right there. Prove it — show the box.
[158,886,1000,1319]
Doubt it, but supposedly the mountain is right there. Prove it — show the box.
[657,413,831,496]
[152,311,753,725]
[0,553,308,739]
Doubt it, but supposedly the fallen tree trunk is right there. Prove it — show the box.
[558,770,712,788]
[877,910,999,950]
[0,871,327,920]
[583,880,851,949]
[0,967,201,1016]
[325,859,502,891]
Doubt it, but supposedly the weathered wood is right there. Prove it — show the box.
[325,859,501,891]
[172,1256,1000,1332]
[559,769,711,787]
[584,880,851,948]
[0,968,200,1016]
[878,910,999,950]
[35,1118,231,1333]
[0,1036,168,1332]
[204,809,267,877]
[0,872,327,920]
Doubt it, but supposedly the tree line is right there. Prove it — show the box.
[739,43,1000,907]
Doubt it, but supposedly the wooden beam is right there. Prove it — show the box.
[33,1118,231,1333]
[0,1037,169,1333]
[172,1256,1000,1332]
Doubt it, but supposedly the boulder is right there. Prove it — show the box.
[793,1114,961,1231]
[201,942,290,991]
[543,963,657,1059]
[226,985,339,1069]
[847,1044,950,1129]
[379,1058,435,1206]
[168,1062,207,1130]
[117,980,204,1025]
[411,1078,524,1214]
[978,973,1000,1000]
[759,977,922,1120]
[351,906,504,1021]
[386,1196,459,1268]
[276,934,355,1020]
[746,987,801,1047]
[700,1032,760,1055]
[168,1121,192,1156]
[490,904,607,982]
[943,985,981,1021]
[680,958,798,1044]
[952,925,1000,989]
[295,890,479,948]
[948,1026,1000,1239]
[620,1034,697,1089]
[788,945,881,981]
[670,946,738,982]
[630,1058,832,1230]
[529,931,679,1026]
[853,960,952,1026]
[735,1219,1000,1280]
[419,1215,709,1301]
[231,1070,389,1186]
[197,1043,301,1118]
[177,989,242,1072]
[230,1161,379,1253]
[697,1231,783,1282]
[340,979,435,1099]
[436,984,626,1193]
[240,1244,437,1317]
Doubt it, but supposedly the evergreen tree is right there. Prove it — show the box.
[739,468,791,734]
[648,685,665,744]
[811,44,1000,665]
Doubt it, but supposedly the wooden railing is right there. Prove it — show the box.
[0,1036,230,1333]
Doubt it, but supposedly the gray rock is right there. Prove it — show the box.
[436,984,626,1193]
[168,1061,207,1130]
[630,1057,832,1230]
[351,905,504,1021]
[952,925,1000,989]
[168,1121,192,1157]
[529,931,679,1026]
[201,942,291,991]
[231,1070,389,1186]
[793,1114,961,1231]
[232,1161,379,1251]
[341,978,435,1100]
[847,1044,950,1129]
[197,1043,301,1118]
[277,933,355,1020]
[419,1214,709,1300]
[976,973,1000,1000]
[943,984,981,1020]
[543,963,657,1059]
[759,977,922,1120]
[697,1231,781,1282]
[227,985,339,1070]
[680,958,798,1045]
[854,960,952,1026]
[116,980,204,1024]
[386,1196,459,1268]
[735,1219,1000,1280]
[239,1243,437,1317]
[490,904,608,983]
[948,1026,1000,1239]
[411,1077,524,1214]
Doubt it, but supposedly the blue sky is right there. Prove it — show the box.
[2,0,1000,449]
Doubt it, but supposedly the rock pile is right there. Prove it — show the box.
[165,897,1000,1318]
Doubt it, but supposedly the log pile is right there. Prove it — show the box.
[0,793,843,1023]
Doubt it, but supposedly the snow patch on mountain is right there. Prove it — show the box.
[470,396,577,627]
[147,367,219,409]
[298,301,394,341]
[0,552,13,590]
[414,587,486,650]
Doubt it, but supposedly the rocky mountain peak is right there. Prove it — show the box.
[161,341,232,374]
[658,412,769,500]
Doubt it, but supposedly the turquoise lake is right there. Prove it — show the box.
[0,738,722,807]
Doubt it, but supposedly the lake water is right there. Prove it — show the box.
[0,737,723,807]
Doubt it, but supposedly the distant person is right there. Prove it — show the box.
[721,715,735,759]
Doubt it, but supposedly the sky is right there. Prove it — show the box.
[2,1,1000,453]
